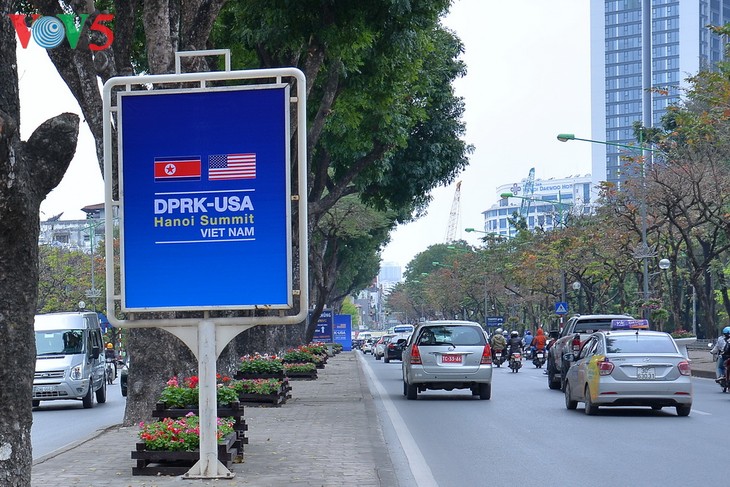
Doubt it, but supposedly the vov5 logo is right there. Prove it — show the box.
[9,13,114,51]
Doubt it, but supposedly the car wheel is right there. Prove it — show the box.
[403,380,408,396]
[32,400,40,408]
[584,386,598,415]
[82,382,94,409]
[406,382,418,400]
[384,355,390,363]
[375,353,381,360]
[564,381,577,410]
[96,377,107,404]
[547,363,561,390]
[676,404,691,417]
[478,383,491,400]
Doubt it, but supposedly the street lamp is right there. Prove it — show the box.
[556,132,661,305]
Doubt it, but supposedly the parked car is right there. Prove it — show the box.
[374,334,396,360]
[563,320,692,416]
[384,336,410,363]
[402,320,492,400]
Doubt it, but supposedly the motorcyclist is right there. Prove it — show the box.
[710,327,730,382]
[523,330,533,358]
[506,331,523,360]
[501,330,510,361]
[532,328,547,352]
[104,343,117,381]
[104,342,116,360]
[490,328,507,362]
[523,330,533,348]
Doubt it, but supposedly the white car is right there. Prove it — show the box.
[362,339,376,354]
[563,321,692,416]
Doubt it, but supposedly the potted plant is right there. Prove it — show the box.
[236,354,285,379]
[283,362,318,380]
[133,413,238,476]
[231,378,291,406]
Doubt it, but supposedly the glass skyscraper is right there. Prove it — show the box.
[590,0,729,189]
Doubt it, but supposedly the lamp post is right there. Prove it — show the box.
[557,133,662,308]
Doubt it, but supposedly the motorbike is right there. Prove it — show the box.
[532,349,546,368]
[524,347,533,360]
[492,350,504,367]
[509,352,522,373]
[105,358,117,385]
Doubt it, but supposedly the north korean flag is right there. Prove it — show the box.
[154,156,202,182]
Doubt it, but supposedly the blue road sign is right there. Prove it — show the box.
[313,309,333,342]
[119,86,290,310]
[486,316,505,327]
[555,302,569,315]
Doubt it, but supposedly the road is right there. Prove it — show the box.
[31,380,126,460]
[360,352,727,487]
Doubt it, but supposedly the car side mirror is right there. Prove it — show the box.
[563,352,575,363]
[91,346,101,359]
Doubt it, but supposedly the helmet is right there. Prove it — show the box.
[723,326,730,335]
[106,343,113,349]
[502,331,508,337]
[525,330,532,335]
[495,328,503,334]
[511,331,519,337]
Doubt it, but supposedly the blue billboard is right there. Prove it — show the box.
[313,309,333,342]
[118,86,291,310]
[333,314,352,351]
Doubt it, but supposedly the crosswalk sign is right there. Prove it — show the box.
[555,302,569,315]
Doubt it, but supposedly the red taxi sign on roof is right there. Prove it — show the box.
[610,319,649,330]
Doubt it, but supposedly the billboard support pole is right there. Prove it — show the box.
[184,320,233,479]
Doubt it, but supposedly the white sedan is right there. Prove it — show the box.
[563,327,692,416]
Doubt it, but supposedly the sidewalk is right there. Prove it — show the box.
[31,352,398,486]
[688,347,716,379]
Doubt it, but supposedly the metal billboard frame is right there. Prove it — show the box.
[102,52,308,329]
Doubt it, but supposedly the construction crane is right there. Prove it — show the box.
[445,181,462,243]
[520,168,535,217]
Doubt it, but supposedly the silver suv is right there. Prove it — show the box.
[402,320,492,400]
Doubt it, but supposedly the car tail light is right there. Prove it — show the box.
[387,343,395,350]
[571,335,582,352]
[678,361,691,376]
[481,344,492,364]
[598,358,614,376]
[410,344,422,365]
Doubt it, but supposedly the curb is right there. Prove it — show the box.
[32,423,122,466]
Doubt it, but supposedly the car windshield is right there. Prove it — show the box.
[36,329,85,355]
[605,334,677,354]
[573,321,614,333]
[417,325,486,346]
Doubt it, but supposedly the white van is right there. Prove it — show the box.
[33,312,107,408]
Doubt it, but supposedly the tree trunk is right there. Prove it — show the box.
[1,7,80,483]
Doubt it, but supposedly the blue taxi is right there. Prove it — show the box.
[563,320,692,416]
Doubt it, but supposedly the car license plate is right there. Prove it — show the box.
[34,385,54,393]
[637,367,655,380]
[442,354,462,364]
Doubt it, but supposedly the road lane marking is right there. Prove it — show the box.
[358,353,438,487]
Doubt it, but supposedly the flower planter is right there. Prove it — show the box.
[131,431,238,476]
[237,381,292,407]
[234,371,286,380]
[151,401,248,460]
[285,369,318,380]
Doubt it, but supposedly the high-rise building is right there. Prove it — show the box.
[590,0,729,190]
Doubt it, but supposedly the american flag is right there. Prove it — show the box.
[208,153,256,180]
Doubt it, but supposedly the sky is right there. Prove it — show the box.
[16,0,593,267]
